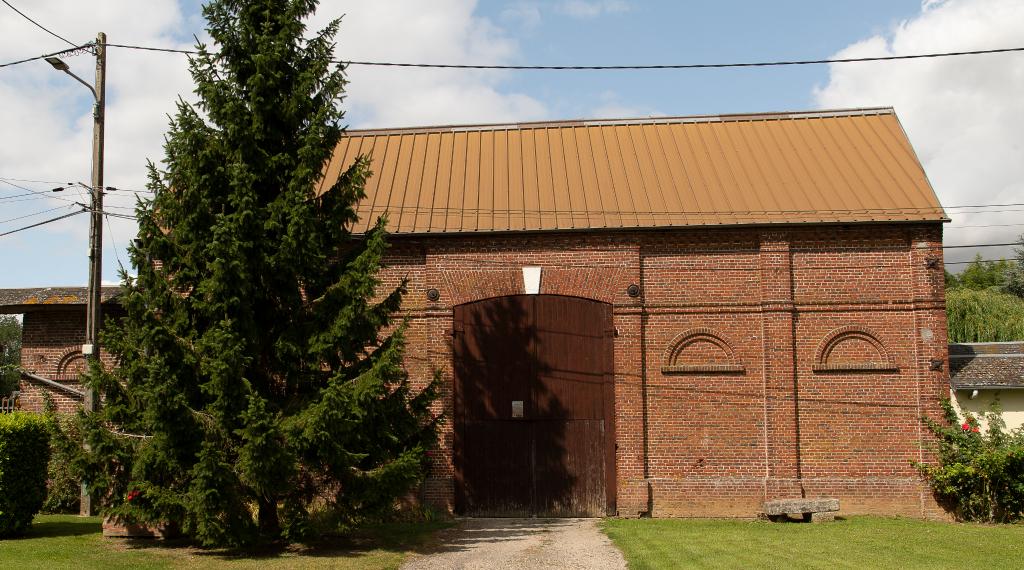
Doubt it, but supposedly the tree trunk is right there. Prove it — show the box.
[258,496,280,539]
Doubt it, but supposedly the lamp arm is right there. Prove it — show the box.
[61,68,98,101]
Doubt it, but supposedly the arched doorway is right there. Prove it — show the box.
[453,295,615,516]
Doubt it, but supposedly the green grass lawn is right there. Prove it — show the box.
[0,515,451,570]
[602,516,1024,570]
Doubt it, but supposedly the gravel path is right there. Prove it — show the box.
[402,518,627,570]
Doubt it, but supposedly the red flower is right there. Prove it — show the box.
[126,490,141,502]
[962,422,971,432]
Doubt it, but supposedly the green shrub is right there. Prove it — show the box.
[42,410,83,514]
[917,400,1024,522]
[0,412,51,536]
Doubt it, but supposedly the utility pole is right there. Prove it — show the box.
[83,31,106,419]
[81,31,106,517]
[45,32,106,518]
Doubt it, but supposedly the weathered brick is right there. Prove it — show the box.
[17,222,949,519]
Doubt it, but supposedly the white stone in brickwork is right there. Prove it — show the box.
[522,266,541,295]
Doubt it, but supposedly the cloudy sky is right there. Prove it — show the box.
[0,0,1021,287]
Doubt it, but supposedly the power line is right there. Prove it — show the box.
[0,191,55,201]
[104,213,126,272]
[78,205,1024,249]
[74,205,1022,272]
[93,210,136,221]
[98,203,137,212]
[0,0,76,47]
[92,42,1024,71]
[0,176,75,185]
[3,179,1023,221]
[0,178,154,195]
[0,42,91,69]
[943,242,1019,249]
[0,178,86,206]
[948,222,1024,229]
[945,258,1012,266]
[0,188,149,203]
[945,202,1024,210]
[4,178,1022,239]
[0,209,84,237]
[2,176,1017,210]
[0,203,74,224]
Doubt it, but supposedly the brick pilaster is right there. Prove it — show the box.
[759,231,802,498]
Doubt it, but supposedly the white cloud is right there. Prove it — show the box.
[813,0,1024,262]
[0,0,198,286]
[0,0,547,286]
[501,2,543,29]
[309,0,547,128]
[921,0,949,12]
[556,0,630,18]
[589,90,659,119]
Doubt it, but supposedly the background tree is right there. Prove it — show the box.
[0,316,21,396]
[1006,236,1024,298]
[948,254,1013,291]
[81,0,437,547]
[944,241,1024,342]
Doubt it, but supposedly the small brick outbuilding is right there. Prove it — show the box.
[0,287,122,411]
[5,107,952,519]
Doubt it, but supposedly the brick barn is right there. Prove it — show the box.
[7,107,951,519]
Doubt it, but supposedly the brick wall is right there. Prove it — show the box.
[379,222,949,518]
[18,305,122,413]
[12,222,949,519]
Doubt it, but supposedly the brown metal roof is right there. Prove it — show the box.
[319,107,946,235]
[0,286,121,314]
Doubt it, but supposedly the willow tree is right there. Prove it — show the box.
[946,288,1024,342]
[81,0,437,546]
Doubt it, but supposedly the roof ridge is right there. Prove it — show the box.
[343,107,896,136]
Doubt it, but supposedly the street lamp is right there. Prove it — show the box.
[47,32,106,518]
[46,57,97,101]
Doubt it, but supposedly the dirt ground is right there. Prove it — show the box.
[401,518,627,570]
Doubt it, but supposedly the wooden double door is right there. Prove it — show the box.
[453,295,615,517]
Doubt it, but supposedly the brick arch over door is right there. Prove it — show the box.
[452,294,615,516]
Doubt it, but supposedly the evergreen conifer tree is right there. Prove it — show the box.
[1006,236,1024,298]
[81,0,437,546]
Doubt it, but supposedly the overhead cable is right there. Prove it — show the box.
[0,42,91,69]
[0,178,85,205]
[0,209,84,237]
[96,42,1024,71]
[104,213,127,271]
[942,242,1020,249]
[0,0,77,47]
[945,258,1012,265]
[0,203,74,224]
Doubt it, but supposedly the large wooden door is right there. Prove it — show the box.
[453,295,614,517]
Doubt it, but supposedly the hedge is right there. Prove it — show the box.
[0,412,51,536]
